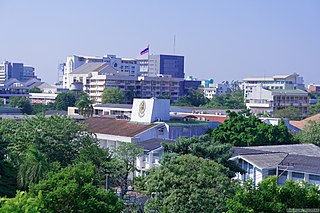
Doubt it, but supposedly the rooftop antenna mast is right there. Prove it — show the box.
[173,34,176,55]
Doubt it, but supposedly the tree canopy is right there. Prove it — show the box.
[144,154,235,213]
[29,87,42,93]
[76,94,94,117]
[227,176,320,213]
[173,88,209,107]
[9,96,33,114]
[274,106,303,120]
[295,120,320,146]
[211,110,297,146]
[54,91,77,111]
[101,88,125,104]
[204,90,246,109]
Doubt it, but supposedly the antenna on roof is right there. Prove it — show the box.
[173,34,176,55]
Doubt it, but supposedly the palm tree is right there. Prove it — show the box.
[18,145,49,189]
[76,95,94,118]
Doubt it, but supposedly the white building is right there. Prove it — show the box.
[63,54,140,88]
[203,82,231,99]
[242,73,305,98]
[245,85,309,116]
[231,144,320,186]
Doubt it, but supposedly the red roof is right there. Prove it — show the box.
[85,117,157,137]
[290,114,320,130]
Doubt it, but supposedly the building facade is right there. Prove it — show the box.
[203,82,231,99]
[242,73,305,98]
[139,54,184,78]
[245,85,309,116]
[0,61,36,85]
[231,144,320,186]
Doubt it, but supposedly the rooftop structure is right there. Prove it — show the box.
[231,144,320,186]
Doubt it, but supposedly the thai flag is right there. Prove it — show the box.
[140,46,149,55]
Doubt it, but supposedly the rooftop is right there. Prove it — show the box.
[165,120,209,126]
[269,89,308,94]
[71,62,117,75]
[84,117,158,137]
[290,113,320,130]
[136,138,175,151]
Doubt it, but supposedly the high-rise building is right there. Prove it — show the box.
[138,54,184,78]
[0,61,36,85]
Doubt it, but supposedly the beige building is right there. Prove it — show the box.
[67,62,182,103]
[246,85,309,116]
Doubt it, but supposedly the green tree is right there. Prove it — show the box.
[175,88,209,107]
[17,145,49,189]
[29,87,42,93]
[31,102,56,115]
[227,176,320,213]
[28,163,124,213]
[7,115,97,167]
[162,135,241,177]
[144,154,235,213]
[274,106,303,120]
[9,96,33,114]
[295,120,320,146]
[101,88,125,104]
[76,94,94,117]
[106,142,143,198]
[212,110,297,146]
[309,100,320,116]
[0,191,44,213]
[54,91,76,111]
[204,90,246,109]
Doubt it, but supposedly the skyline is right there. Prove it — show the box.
[0,0,319,84]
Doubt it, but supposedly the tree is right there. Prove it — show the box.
[212,110,297,146]
[144,154,235,213]
[227,176,320,213]
[295,120,320,146]
[17,145,49,189]
[162,134,241,177]
[204,90,246,109]
[76,94,94,117]
[106,142,143,198]
[101,88,125,104]
[274,106,303,120]
[29,87,42,93]
[175,88,209,107]
[54,91,76,111]
[7,115,97,167]
[9,96,33,114]
[28,163,124,213]
[309,100,320,116]
[0,191,44,213]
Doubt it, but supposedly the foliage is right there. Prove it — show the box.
[54,91,76,111]
[0,191,44,213]
[76,94,93,117]
[227,176,320,213]
[295,120,320,146]
[9,96,33,114]
[7,115,97,167]
[174,88,209,107]
[162,134,241,177]
[106,142,143,198]
[309,100,320,116]
[17,145,49,189]
[31,103,56,115]
[144,154,235,213]
[101,88,125,104]
[29,87,42,93]
[274,106,303,120]
[212,110,297,146]
[309,92,320,99]
[28,162,124,213]
[203,90,246,109]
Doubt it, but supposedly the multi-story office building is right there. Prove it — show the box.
[245,85,309,117]
[242,73,305,98]
[0,61,36,85]
[138,54,184,78]
[63,54,140,88]
[67,62,182,103]
[203,82,231,99]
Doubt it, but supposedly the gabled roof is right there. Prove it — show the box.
[71,62,118,75]
[280,154,320,174]
[240,153,288,169]
[136,138,175,152]
[290,114,320,130]
[85,117,158,137]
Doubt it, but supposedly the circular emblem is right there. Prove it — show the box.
[138,101,146,117]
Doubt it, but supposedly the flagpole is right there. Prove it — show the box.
[147,44,150,74]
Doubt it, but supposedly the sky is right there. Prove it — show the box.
[0,0,319,84]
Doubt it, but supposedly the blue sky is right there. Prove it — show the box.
[0,0,319,84]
